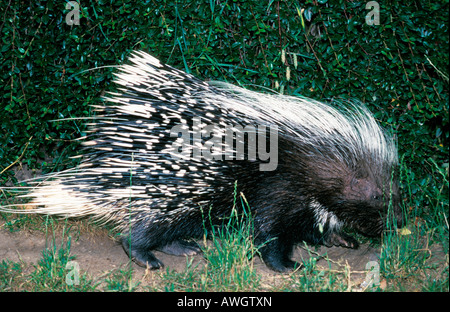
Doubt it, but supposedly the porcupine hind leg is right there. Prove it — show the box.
[121,237,164,269]
[120,211,203,268]
[121,238,201,269]
[157,240,202,256]
[119,217,168,269]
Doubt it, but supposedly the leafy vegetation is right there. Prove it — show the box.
[1,1,447,179]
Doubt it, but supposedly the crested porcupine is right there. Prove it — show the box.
[1,51,402,272]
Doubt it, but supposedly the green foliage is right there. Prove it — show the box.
[1,1,448,225]
[200,188,261,291]
[0,260,23,291]
[103,266,139,291]
[287,247,349,292]
[0,221,96,291]
[379,157,448,290]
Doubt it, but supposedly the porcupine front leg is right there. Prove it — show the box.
[249,178,304,272]
[257,234,300,273]
[322,231,360,249]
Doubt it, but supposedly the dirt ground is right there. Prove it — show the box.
[0,220,389,290]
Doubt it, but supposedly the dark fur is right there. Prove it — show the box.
[118,132,402,272]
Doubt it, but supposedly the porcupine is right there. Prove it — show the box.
[0,51,403,272]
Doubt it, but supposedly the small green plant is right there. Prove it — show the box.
[0,221,96,291]
[0,260,24,291]
[200,183,261,291]
[158,257,205,292]
[285,245,350,292]
[103,265,139,292]
[23,219,95,291]
[379,158,449,290]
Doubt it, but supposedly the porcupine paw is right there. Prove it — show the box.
[260,244,301,273]
[157,240,202,256]
[324,232,360,249]
[264,256,300,273]
[121,240,164,269]
[264,259,300,273]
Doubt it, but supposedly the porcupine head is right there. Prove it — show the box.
[235,92,403,272]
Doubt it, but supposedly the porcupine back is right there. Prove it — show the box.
[1,51,400,271]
